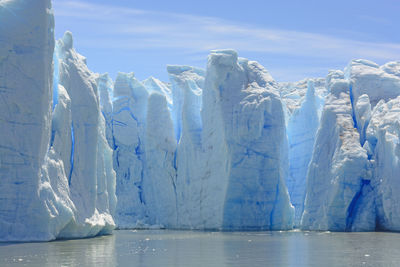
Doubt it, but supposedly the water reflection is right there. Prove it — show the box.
[0,234,116,266]
[45,234,116,266]
[116,230,227,266]
[1,230,400,266]
[221,231,306,267]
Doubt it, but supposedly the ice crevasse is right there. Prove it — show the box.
[2,0,400,242]
[109,50,294,230]
[109,55,400,231]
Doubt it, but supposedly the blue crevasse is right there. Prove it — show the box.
[112,72,149,228]
[202,51,294,230]
[301,60,400,231]
[286,80,323,226]
[0,0,116,241]
[2,0,400,237]
[167,65,204,228]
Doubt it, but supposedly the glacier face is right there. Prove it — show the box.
[143,92,178,227]
[204,50,294,230]
[301,71,371,231]
[0,0,59,241]
[111,72,150,228]
[0,0,115,241]
[112,50,295,230]
[302,61,400,231]
[2,0,400,241]
[168,65,204,228]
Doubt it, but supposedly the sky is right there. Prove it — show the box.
[53,0,400,82]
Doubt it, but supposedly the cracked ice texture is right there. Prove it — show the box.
[367,96,400,231]
[143,92,178,227]
[55,32,115,238]
[2,1,400,235]
[0,0,116,240]
[112,72,149,228]
[301,60,400,231]
[201,50,294,230]
[97,73,114,148]
[167,65,204,228]
[111,51,295,230]
[301,71,370,231]
[286,81,323,226]
[0,0,57,241]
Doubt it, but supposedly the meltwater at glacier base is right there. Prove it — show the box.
[1,0,400,241]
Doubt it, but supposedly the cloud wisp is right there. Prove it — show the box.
[52,1,400,82]
[54,0,400,63]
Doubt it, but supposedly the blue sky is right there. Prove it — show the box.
[54,0,400,82]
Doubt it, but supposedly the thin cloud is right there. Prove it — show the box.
[53,1,400,62]
[53,0,400,82]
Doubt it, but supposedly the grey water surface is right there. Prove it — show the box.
[1,230,400,266]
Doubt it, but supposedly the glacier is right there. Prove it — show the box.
[2,0,400,242]
[0,0,115,241]
[302,61,400,231]
[111,51,295,230]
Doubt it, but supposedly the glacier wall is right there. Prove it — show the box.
[285,81,324,226]
[205,51,294,230]
[168,65,204,228]
[301,70,371,231]
[109,56,400,232]
[111,72,149,228]
[0,0,57,241]
[2,0,400,239]
[111,50,295,230]
[301,61,400,231]
[0,0,116,241]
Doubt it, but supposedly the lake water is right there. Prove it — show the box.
[1,230,400,266]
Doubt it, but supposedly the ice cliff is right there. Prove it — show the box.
[110,51,294,230]
[2,0,400,241]
[302,61,400,231]
[0,0,115,241]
